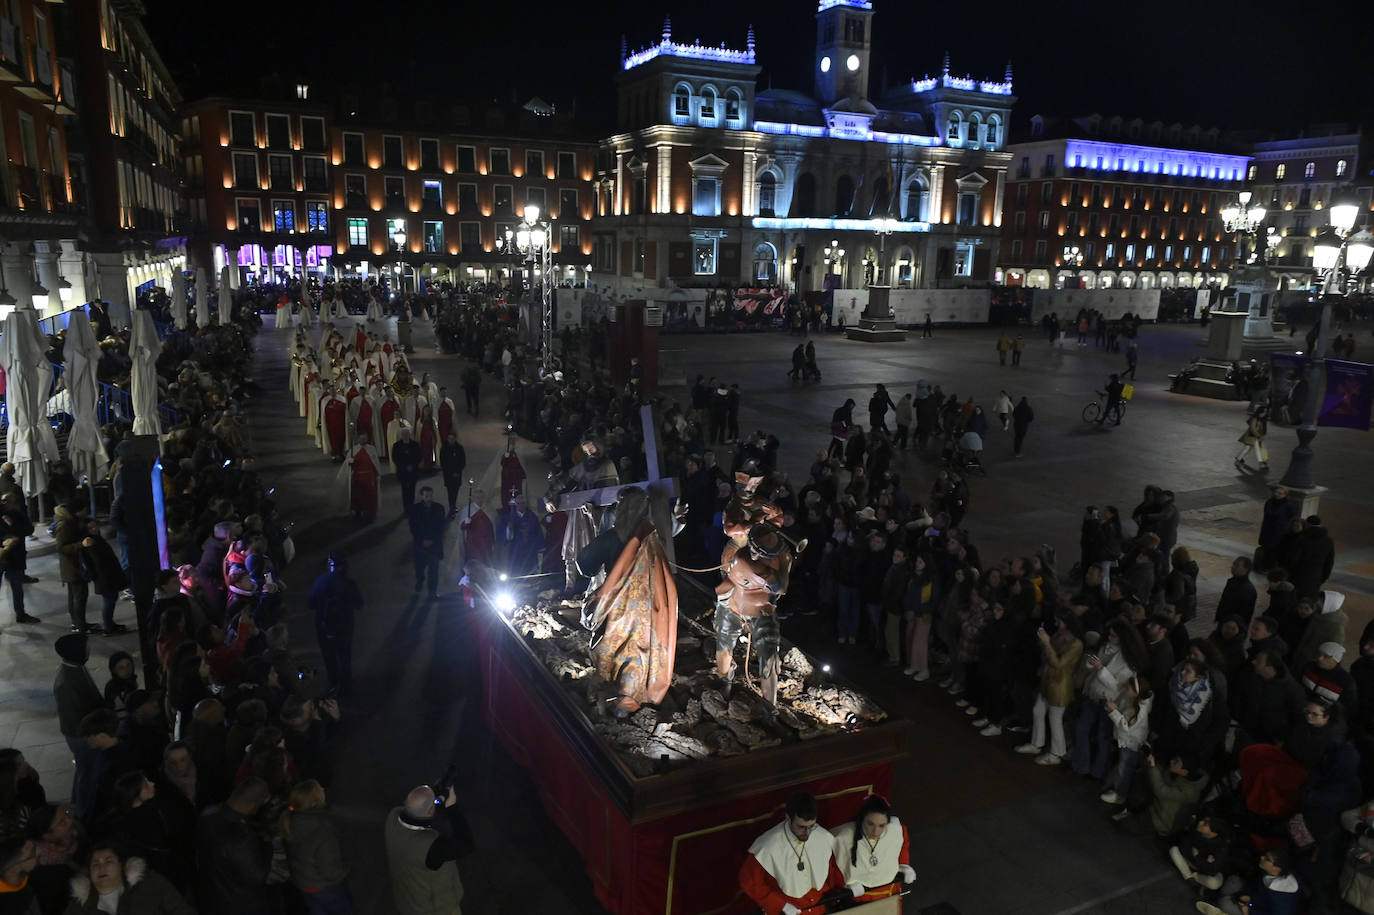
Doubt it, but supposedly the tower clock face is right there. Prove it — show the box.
[820,56,831,73]
[846,54,860,72]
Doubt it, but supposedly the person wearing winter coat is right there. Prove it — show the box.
[1129,750,1208,837]
[1215,557,1258,624]
[63,841,194,914]
[1163,547,1199,622]
[1073,619,1149,782]
[1169,814,1230,892]
[970,600,1019,737]
[281,780,352,915]
[1232,650,1307,748]
[1292,591,1348,673]
[893,394,913,450]
[1195,848,1301,915]
[1291,516,1335,599]
[82,520,129,635]
[1257,486,1299,572]
[1100,677,1152,806]
[1015,610,1084,766]
[54,506,94,633]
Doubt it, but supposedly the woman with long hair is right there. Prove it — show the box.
[1072,618,1149,783]
[1015,608,1084,766]
[281,779,353,915]
[829,795,915,903]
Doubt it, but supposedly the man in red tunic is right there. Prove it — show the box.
[335,433,380,522]
[458,488,495,566]
[740,793,849,915]
[436,386,456,443]
[322,389,348,460]
[499,443,526,508]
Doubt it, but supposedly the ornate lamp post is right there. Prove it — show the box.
[1220,191,1268,264]
[511,204,554,373]
[823,238,845,284]
[1278,192,1373,491]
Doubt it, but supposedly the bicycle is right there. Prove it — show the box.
[1082,391,1126,425]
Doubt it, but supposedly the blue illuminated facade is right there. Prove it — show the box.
[1062,140,1248,181]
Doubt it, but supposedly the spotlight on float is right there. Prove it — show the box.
[498,572,508,582]
[494,591,517,615]
[821,664,832,674]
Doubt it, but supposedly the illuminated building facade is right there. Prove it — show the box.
[0,0,80,319]
[591,0,1015,299]
[184,91,598,290]
[996,114,1250,290]
[1248,130,1367,289]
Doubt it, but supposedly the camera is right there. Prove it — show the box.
[432,762,461,804]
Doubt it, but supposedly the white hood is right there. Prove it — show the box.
[1321,590,1346,614]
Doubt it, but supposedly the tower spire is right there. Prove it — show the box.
[1004,60,1014,85]
[746,24,755,57]
[662,16,671,43]
[941,51,950,76]
[620,34,627,60]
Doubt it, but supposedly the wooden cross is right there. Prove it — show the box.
[555,404,678,564]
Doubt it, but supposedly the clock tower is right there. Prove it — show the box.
[814,0,875,105]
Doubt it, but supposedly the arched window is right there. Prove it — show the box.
[1304,161,1315,179]
[968,112,983,149]
[791,172,816,217]
[905,177,928,221]
[834,175,855,216]
[753,242,777,283]
[895,246,915,287]
[672,84,691,121]
[1336,159,1348,177]
[1275,163,1286,180]
[757,172,777,216]
[725,88,744,123]
[699,86,717,122]
[946,111,962,144]
[986,115,1002,150]
[870,177,890,216]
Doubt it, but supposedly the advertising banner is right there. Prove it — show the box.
[1318,359,1373,430]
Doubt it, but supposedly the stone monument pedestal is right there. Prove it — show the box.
[1172,310,1246,400]
[843,285,906,342]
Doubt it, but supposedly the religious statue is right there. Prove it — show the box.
[544,438,622,593]
[713,466,802,705]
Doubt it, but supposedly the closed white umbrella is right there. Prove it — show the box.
[217,265,233,326]
[63,310,109,486]
[170,270,188,330]
[194,270,209,327]
[0,305,60,497]
[130,309,163,443]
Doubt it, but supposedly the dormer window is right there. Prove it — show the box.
[674,86,690,118]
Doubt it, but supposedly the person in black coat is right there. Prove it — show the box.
[1257,485,1300,571]
[306,553,364,697]
[438,432,466,517]
[1291,515,1335,599]
[1011,397,1034,457]
[83,519,129,635]
[391,427,422,517]
[1215,556,1258,624]
[408,487,447,598]
[195,777,271,915]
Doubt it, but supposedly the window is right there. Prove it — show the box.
[559,188,579,219]
[1034,240,1047,262]
[1336,159,1348,178]
[558,151,577,179]
[306,201,328,233]
[345,174,366,208]
[693,177,720,216]
[700,88,716,121]
[725,90,742,121]
[272,200,295,232]
[1014,212,1025,232]
[1066,211,1079,232]
[1247,164,1257,181]
[525,149,544,179]
[1015,184,1027,206]
[233,153,259,188]
[1201,246,1210,264]
[457,145,477,173]
[236,199,261,232]
[526,186,546,212]
[1106,243,1115,259]
[1145,244,1155,261]
[303,156,327,192]
[1275,163,1286,180]
[1125,243,1135,261]
[1037,211,1050,231]
[422,180,442,212]
[674,86,690,118]
[230,111,255,147]
[494,184,513,215]
[1044,154,1055,177]
[383,136,403,168]
[1165,245,1173,261]
[1010,239,1023,259]
[459,221,481,251]
[490,148,511,175]
[301,117,326,152]
[423,221,444,253]
[268,154,292,191]
[693,238,717,275]
[1183,246,1191,261]
[957,192,978,226]
[420,138,440,171]
[757,175,776,217]
[947,112,961,143]
[843,15,864,41]
[387,217,407,251]
[348,217,368,246]
[266,114,290,149]
[343,132,364,166]
[1018,156,1030,179]
[560,225,579,251]
[1040,182,1053,205]
[458,183,477,214]
[1091,184,1102,207]
[1304,161,1315,179]
[905,181,927,221]
[385,176,404,207]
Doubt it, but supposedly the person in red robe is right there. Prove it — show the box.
[322,391,348,459]
[335,434,380,522]
[436,387,455,442]
[354,398,374,455]
[355,325,367,353]
[740,793,850,915]
[459,488,495,566]
[417,405,439,470]
[378,393,400,463]
[500,444,526,507]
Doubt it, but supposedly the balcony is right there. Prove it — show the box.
[420,197,443,215]
[13,165,41,210]
[385,193,405,210]
[13,44,57,100]
[0,19,19,81]
[46,172,71,210]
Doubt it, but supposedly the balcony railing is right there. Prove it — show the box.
[13,164,41,210]
[345,193,367,210]
[46,172,69,209]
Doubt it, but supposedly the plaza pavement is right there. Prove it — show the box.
[2,314,1371,914]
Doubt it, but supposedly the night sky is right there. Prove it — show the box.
[145,0,1369,141]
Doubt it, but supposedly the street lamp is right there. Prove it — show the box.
[30,282,48,311]
[510,203,554,373]
[1063,245,1084,267]
[1278,191,1371,491]
[1220,190,1268,263]
[57,275,73,305]
[823,238,845,283]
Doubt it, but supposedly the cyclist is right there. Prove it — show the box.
[1099,374,1125,425]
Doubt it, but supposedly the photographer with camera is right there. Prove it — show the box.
[383,775,472,915]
